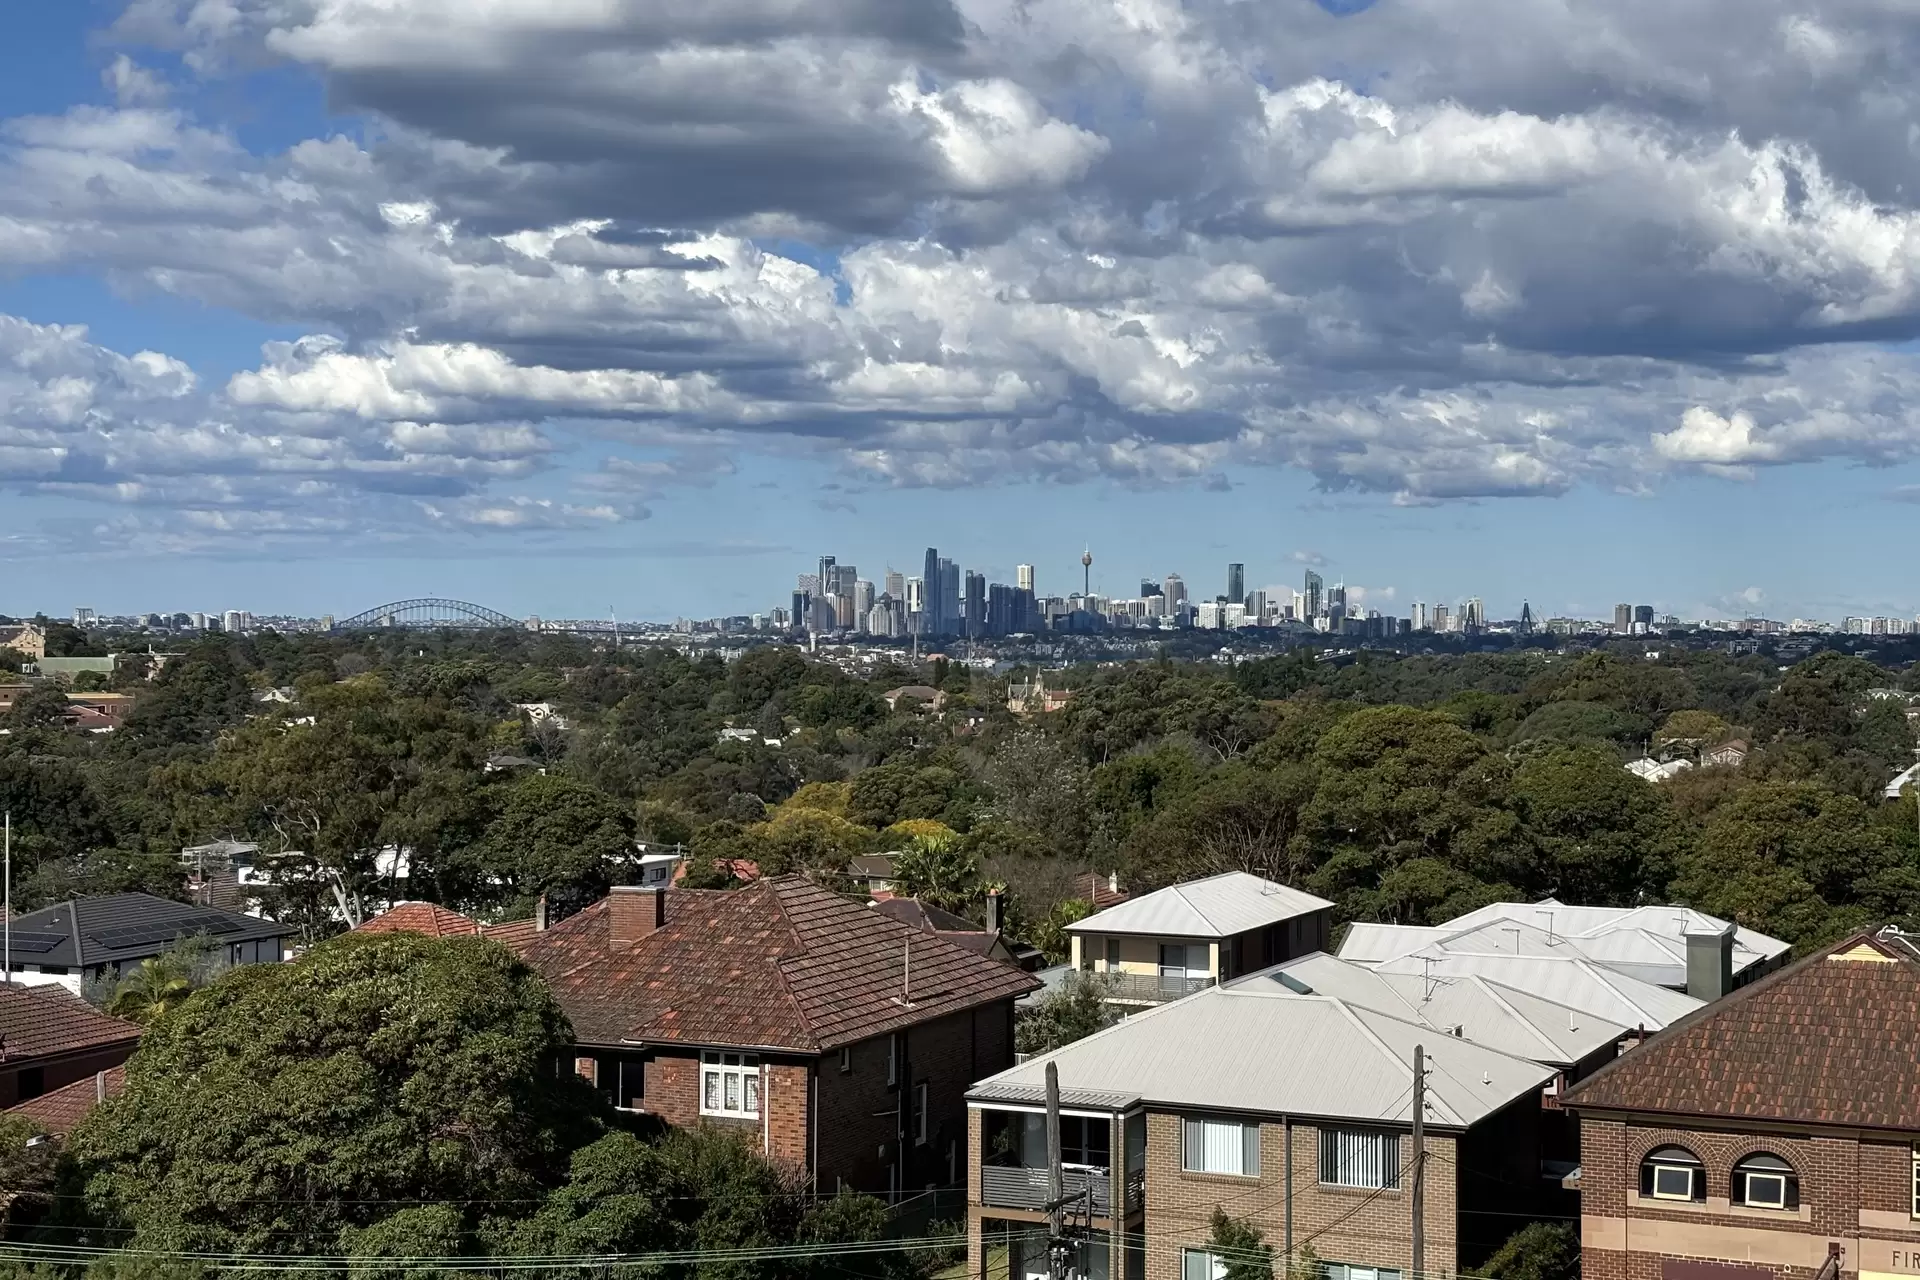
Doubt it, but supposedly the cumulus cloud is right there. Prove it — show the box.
[5,0,1920,544]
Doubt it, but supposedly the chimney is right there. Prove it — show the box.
[1107,871,1119,895]
[609,885,667,949]
[1685,921,1735,1002]
[534,894,549,933]
[95,1070,105,1103]
[985,889,1003,935]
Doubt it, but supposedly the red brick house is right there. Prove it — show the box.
[0,983,140,1109]
[1565,930,1920,1280]
[519,876,1040,1197]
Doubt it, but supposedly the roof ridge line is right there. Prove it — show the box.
[1468,976,1567,1058]
[1332,998,1468,1127]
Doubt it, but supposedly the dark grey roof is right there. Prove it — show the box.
[5,893,293,970]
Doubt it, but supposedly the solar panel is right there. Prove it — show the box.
[2,933,62,954]
[88,913,249,950]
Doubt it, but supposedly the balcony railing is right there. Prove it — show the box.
[980,1164,1144,1216]
[1099,971,1215,1004]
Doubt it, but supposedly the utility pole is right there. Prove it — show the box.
[3,810,10,986]
[1410,1044,1425,1280]
[1046,1061,1065,1280]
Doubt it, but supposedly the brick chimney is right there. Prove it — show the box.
[985,889,1004,934]
[534,894,549,933]
[609,885,667,949]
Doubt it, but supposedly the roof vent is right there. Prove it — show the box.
[1273,971,1314,995]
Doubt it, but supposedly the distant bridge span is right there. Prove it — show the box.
[335,598,522,630]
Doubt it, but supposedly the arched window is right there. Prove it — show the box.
[1640,1145,1705,1201]
[1733,1154,1798,1210]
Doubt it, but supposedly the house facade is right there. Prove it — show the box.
[1565,931,1920,1280]
[518,877,1039,1197]
[966,982,1559,1280]
[2,893,293,994]
[1066,872,1334,1006]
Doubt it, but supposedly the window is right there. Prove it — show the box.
[1639,1146,1704,1202]
[1183,1117,1260,1177]
[573,1056,598,1086]
[1106,938,1121,970]
[1182,1250,1227,1280]
[37,965,67,976]
[1321,1264,1403,1280]
[1319,1129,1401,1190]
[1733,1154,1797,1210]
[1912,1144,1920,1218]
[840,1046,852,1074]
[914,1082,929,1145]
[700,1052,760,1117]
[887,1035,899,1086]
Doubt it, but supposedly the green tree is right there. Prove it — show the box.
[1508,745,1681,903]
[69,931,603,1255]
[1509,701,1648,748]
[4,685,71,730]
[476,773,634,918]
[1016,972,1120,1055]
[1207,1207,1275,1280]
[1652,710,1733,753]
[1467,1222,1577,1280]
[889,833,979,915]
[105,957,195,1024]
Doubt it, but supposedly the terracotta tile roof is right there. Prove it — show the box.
[1564,931,1920,1130]
[522,875,1041,1053]
[0,985,140,1061]
[1076,872,1129,911]
[353,902,484,939]
[7,1065,124,1135]
[482,918,541,951]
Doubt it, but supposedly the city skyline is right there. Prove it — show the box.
[5,10,1920,624]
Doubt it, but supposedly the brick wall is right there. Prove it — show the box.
[1578,1112,1920,1280]
[0,1045,134,1108]
[1141,1111,1459,1280]
[816,1001,1014,1196]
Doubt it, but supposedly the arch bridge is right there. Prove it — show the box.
[335,599,522,630]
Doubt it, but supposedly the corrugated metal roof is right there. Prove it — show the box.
[1229,952,1628,1068]
[1065,872,1332,939]
[1371,949,1701,1030]
[968,1082,1143,1111]
[970,984,1551,1130]
[1340,923,1447,964]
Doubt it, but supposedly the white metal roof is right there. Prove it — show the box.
[1370,948,1701,1031]
[1229,952,1629,1068]
[1065,871,1333,939]
[971,983,1551,1129]
[1336,898,1788,982]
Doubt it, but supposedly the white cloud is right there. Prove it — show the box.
[1652,406,1784,465]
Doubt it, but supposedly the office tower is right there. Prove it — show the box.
[922,548,942,635]
[797,573,820,594]
[1163,573,1187,609]
[1433,603,1450,632]
[1226,564,1245,605]
[1303,570,1324,617]
[223,609,244,633]
[854,579,875,620]
[791,590,810,628]
[1246,590,1267,624]
[1464,597,1485,631]
[884,569,905,601]
[1411,602,1428,631]
[964,571,987,638]
[1016,564,1035,593]
[1633,604,1654,630]
[73,607,96,626]
[1081,548,1093,598]
[938,558,961,635]
[905,576,924,615]
[1140,580,1162,599]
[818,556,836,602]
[1614,603,1632,633]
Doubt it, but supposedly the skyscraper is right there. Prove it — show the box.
[1016,564,1035,593]
[1411,601,1428,631]
[1227,563,1245,605]
[1304,570,1324,618]
[1163,574,1187,610]
[1633,605,1654,631]
[1464,597,1485,631]
[964,570,986,638]
[1614,603,1632,633]
[1433,603,1450,632]
[938,557,961,635]
[884,569,905,601]
[922,548,943,636]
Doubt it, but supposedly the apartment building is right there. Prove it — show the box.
[1565,930,1920,1280]
[965,981,1558,1280]
[1066,872,1334,1006]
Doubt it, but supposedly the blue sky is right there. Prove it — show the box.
[3,0,1919,623]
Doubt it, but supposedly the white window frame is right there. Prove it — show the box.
[1649,1162,1696,1201]
[1323,1263,1404,1280]
[1182,1117,1259,1177]
[1740,1170,1788,1209]
[1182,1250,1227,1280]
[699,1051,761,1118]
[840,1046,852,1074]
[1318,1129,1401,1190]
[914,1081,930,1145]
[1912,1144,1920,1218]
[888,1035,899,1086]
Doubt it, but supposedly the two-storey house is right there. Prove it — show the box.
[1565,930,1920,1280]
[0,983,140,1109]
[1066,872,1334,1006]
[519,877,1039,1197]
[965,980,1558,1280]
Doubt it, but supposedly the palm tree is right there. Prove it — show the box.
[106,958,194,1024]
